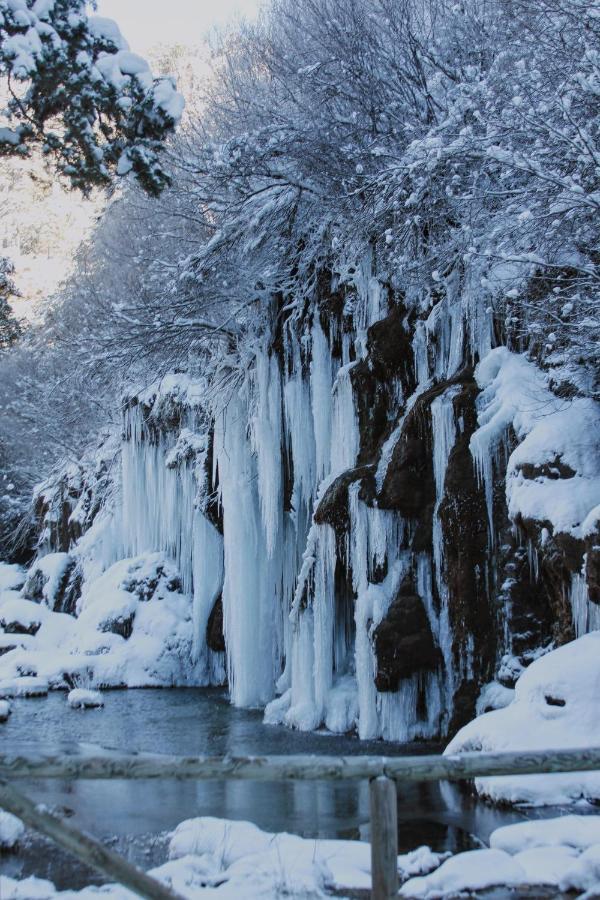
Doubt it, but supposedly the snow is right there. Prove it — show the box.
[400,848,526,898]
[0,811,24,849]
[87,16,129,52]
[67,688,104,709]
[24,552,72,608]
[491,816,600,853]
[445,632,600,804]
[0,699,10,720]
[0,552,207,692]
[0,562,25,593]
[4,810,600,898]
[471,347,600,541]
[0,595,46,633]
[0,676,48,697]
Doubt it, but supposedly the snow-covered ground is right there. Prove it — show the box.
[446,631,600,805]
[0,554,206,692]
[3,814,600,898]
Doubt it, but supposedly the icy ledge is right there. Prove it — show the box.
[446,632,600,805]
[4,814,600,898]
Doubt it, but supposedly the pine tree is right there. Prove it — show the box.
[0,0,184,195]
[0,256,20,350]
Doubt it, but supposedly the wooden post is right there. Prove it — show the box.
[369,775,398,900]
[0,779,184,900]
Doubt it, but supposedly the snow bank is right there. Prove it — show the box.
[7,813,600,898]
[0,553,206,691]
[0,811,24,850]
[0,676,48,697]
[22,553,73,609]
[445,632,600,804]
[401,815,600,897]
[400,848,526,898]
[471,346,600,540]
[0,563,25,594]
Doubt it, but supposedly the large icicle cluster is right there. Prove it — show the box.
[7,252,599,746]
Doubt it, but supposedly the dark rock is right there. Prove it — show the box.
[377,378,466,520]
[373,575,440,692]
[448,680,480,734]
[587,534,600,604]
[1,619,41,637]
[351,301,416,466]
[99,613,135,640]
[366,301,415,390]
[207,595,226,652]
[439,380,496,728]
[314,466,376,534]
[518,457,576,481]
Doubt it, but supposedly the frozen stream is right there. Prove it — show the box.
[0,688,557,890]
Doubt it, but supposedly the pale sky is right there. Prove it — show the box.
[96,0,262,53]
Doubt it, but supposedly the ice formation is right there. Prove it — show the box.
[2,260,599,759]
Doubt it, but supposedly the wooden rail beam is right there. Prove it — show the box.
[1,746,600,782]
[0,779,185,900]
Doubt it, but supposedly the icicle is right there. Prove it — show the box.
[430,387,461,723]
[250,349,283,557]
[570,569,600,637]
[214,393,282,708]
[330,363,360,476]
[191,510,225,682]
[310,319,334,483]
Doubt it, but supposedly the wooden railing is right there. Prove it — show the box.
[2,746,600,900]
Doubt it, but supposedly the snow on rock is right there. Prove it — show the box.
[0,875,58,898]
[445,632,600,804]
[0,562,25,594]
[491,815,600,854]
[67,688,104,709]
[169,816,448,898]
[0,699,10,720]
[0,595,46,635]
[476,680,515,714]
[471,347,600,540]
[7,813,600,898]
[0,552,205,691]
[400,848,526,898]
[22,553,73,609]
[0,811,24,850]
[0,676,48,697]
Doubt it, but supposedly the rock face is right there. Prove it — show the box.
[20,283,599,744]
[206,596,225,653]
[374,576,440,691]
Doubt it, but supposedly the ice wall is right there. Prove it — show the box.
[31,261,599,741]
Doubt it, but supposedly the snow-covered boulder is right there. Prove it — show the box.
[400,848,526,898]
[22,553,76,612]
[0,811,24,850]
[445,632,600,804]
[0,596,46,635]
[67,688,104,709]
[0,552,205,691]
[0,633,34,657]
[0,699,10,721]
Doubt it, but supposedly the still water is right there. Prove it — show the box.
[0,688,542,890]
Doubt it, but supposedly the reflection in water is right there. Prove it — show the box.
[1,688,530,889]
